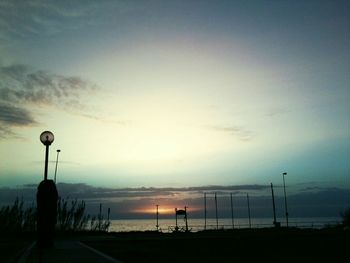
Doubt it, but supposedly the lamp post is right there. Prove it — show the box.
[156,204,159,231]
[204,193,207,230]
[215,192,219,230]
[54,149,61,183]
[230,193,234,229]
[247,193,251,229]
[282,172,289,227]
[40,131,54,181]
[37,131,57,248]
[270,183,278,227]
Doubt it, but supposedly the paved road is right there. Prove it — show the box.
[18,239,123,263]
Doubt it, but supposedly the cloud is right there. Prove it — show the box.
[204,125,254,141]
[0,183,271,203]
[0,64,95,106]
[0,103,37,126]
[56,184,270,199]
[264,107,289,118]
[0,1,94,39]
[0,125,19,140]
[0,64,97,139]
[0,103,38,139]
[1,183,350,219]
[0,0,133,42]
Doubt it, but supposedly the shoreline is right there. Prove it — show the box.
[107,216,342,232]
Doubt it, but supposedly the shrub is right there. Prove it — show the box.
[0,197,110,233]
[341,207,350,226]
[57,198,90,231]
[89,203,110,232]
[0,198,36,232]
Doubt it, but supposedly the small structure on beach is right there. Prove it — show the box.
[175,207,189,232]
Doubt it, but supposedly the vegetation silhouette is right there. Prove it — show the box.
[57,198,89,231]
[0,197,36,233]
[0,197,110,233]
[341,207,350,227]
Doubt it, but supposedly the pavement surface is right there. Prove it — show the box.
[17,239,123,263]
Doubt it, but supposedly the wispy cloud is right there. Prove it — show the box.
[204,125,254,141]
[264,107,289,118]
[0,125,20,140]
[0,64,96,106]
[0,64,97,139]
[0,103,37,126]
[0,103,37,139]
[0,183,270,202]
[0,0,95,39]
[0,0,134,42]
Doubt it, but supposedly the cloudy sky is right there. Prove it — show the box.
[0,0,349,217]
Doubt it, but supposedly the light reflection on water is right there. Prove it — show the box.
[108,217,341,232]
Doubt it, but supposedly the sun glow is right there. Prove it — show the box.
[132,202,202,216]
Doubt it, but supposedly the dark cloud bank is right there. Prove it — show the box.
[1,183,349,220]
[0,64,96,139]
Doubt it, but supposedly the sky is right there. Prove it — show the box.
[0,1,349,218]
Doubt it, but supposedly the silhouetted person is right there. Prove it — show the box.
[37,179,58,248]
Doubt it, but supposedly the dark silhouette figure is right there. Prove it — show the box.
[37,179,58,248]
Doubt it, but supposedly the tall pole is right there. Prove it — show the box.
[270,183,277,226]
[283,172,289,227]
[99,203,102,231]
[215,192,218,230]
[44,145,49,181]
[156,205,159,231]
[247,193,251,228]
[230,193,234,229]
[184,206,188,232]
[204,193,207,230]
[175,208,178,231]
[54,149,61,183]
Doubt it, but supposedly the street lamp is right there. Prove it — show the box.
[54,149,61,183]
[40,131,54,181]
[38,131,57,248]
[282,172,289,227]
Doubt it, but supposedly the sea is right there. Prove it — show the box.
[108,217,341,233]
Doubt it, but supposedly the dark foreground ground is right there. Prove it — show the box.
[84,228,350,262]
[2,227,350,263]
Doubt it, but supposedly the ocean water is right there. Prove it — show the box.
[108,217,341,232]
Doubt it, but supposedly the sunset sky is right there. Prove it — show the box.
[0,0,349,209]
